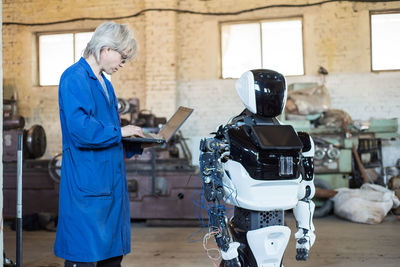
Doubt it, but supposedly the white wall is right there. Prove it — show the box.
[179,72,400,167]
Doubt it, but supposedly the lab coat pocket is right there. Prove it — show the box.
[78,159,113,197]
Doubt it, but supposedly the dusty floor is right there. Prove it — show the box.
[3,214,400,267]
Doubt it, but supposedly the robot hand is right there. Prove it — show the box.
[294,228,316,261]
[221,242,241,266]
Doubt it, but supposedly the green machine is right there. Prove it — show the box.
[283,83,399,217]
[288,116,399,217]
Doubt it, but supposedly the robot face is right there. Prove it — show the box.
[235,69,287,117]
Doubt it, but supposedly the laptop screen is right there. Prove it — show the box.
[159,106,194,142]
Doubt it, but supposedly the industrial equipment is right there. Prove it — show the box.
[284,83,399,217]
[3,99,51,219]
[3,99,47,161]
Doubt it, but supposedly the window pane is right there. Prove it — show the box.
[371,13,400,71]
[261,19,304,76]
[39,34,74,86]
[75,32,93,62]
[221,23,261,78]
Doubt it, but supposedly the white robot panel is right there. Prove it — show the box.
[235,71,257,113]
[221,160,303,211]
[247,226,291,267]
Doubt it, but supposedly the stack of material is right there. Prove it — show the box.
[332,183,400,224]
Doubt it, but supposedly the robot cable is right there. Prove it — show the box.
[203,226,222,266]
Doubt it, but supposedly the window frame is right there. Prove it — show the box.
[219,16,305,79]
[36,29,95,87]
[370,9,400,73]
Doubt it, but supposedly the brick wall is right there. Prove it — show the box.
[144,0,178,117]
[2,0,147,158]
[2,0,400,164]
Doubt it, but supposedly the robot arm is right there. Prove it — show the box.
[199,138,241,266]
[293,132,316,261]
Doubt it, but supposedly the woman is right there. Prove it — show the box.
[55,21,145,267]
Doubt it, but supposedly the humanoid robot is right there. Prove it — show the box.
[199,69,316,267]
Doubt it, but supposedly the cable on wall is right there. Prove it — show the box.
[3,0,400,26]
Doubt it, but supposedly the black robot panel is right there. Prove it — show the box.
[228,127,301,180]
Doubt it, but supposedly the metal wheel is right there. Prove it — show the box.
[48,153,62,183]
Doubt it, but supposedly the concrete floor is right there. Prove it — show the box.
[3,214,400,267]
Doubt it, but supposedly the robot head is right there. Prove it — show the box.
[235,69,287,117]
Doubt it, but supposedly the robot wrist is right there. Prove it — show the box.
[221,242,240,260]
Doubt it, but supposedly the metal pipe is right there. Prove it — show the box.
[16,133,23,267]
[151,147,156,196]
[352,144,369,184]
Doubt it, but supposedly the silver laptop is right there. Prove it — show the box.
[122,106,194,144]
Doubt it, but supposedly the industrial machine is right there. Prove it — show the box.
[3,98,52,219]
[3,99,46,162]
[117,98,199,219]
[284,83,399,217]
[125,145,198,220]
[117,97,166,127]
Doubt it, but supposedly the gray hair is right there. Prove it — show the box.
[83,21,137,62]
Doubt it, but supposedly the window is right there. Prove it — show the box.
[39,31,93,86]
[371,12,400,71]
[221,18,304,78]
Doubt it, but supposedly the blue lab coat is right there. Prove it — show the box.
[54,57,141,262]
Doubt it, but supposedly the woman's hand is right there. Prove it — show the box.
[121,125,145,138]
